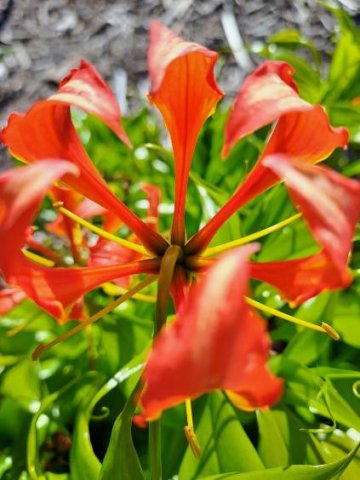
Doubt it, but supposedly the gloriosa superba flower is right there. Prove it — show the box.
[1,20,360,453]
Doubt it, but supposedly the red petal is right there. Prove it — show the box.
[170,266,191,315]
[140,245,282,419]
[0,162,160,321]
[6,258,159,322]
[0,286,27,315]
[0,161,78,257]
[264,155,360,274]
[186,106,348,255]
[223,61,311,157]
[148,20,223,244]
[89,238,141,288]
[251,253,352,306]
[47,186,86,263]
[141,182,161,231]
[1,102,167,254]
[50,59,131,147]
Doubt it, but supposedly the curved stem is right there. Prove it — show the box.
[149,245,182,480]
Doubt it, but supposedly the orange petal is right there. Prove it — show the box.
[264,155,360,273]
[140,245,282,419]
[251,253,352,306]
[50,59,131,147]
[148,20,224,244]
[223,61,311,157]
[186,105,348,255]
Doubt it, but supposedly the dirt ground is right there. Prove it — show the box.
[0,0,358,167]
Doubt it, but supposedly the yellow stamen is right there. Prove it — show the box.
[184,426,201,459]
[32,275,157,360]
[321,322,340,341]
[72,222,83,247]
[102,282,156,303]
[203,213,302,257]
[184,399,201,458]
[22,249,55,267]
[245,296,340,340]
[54,202,150,257]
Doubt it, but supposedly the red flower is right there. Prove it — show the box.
[140,246,283,419]
[1,21,359,421]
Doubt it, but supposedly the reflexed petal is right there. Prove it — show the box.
[141,182,161,231]
[170,266,191,316]
[250,253,352,306]
[0,287,27,315]
[89,239,140,288]
[0,160,78,258]
[148,20,224,244]
[5,258,159,322]
[47,186,85,259]
[1,102,167,253]
[0,162,160,321]
[223,61,311,157]
[232,106,349,208]
[186,105,348,255]
[50,59,131,146]
[264,155,360,273]
[140,245,282,419]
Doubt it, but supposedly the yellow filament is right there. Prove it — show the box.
[54,203,150,257]
[72,222,83,247]
[185,399,194,430]
[203,213,302,257]
[32,275,157,360]
[184,399,201,458]
[245,296,340,340]
[102,282,156,303]
[22,249,55,267]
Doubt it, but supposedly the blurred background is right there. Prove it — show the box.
[0,0,360,169]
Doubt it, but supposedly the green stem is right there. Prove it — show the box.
[149,245,182,480]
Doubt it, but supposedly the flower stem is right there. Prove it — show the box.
[149,245,182,480]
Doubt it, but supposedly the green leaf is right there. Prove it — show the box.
[70,374,104,480]
[200,443,360,479]
[98,381,144,480]
[179,392,263,479]
[257,410,288,468]
[257,408,322,468]
[27,376,81,480]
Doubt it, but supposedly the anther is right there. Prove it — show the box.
[321,322,340,341]
[184,425,201,459]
